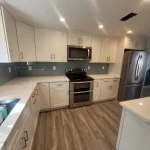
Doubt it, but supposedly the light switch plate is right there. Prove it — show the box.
[8,67,11,73]
[28,66,32,71]
[53,66,56,70]
[102,66,105,70]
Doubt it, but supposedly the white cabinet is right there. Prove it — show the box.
[30,88,39,133]
[50,82,69,108]
[0,6,19,62]
[90,36,101,63]
[38,83,50,110]
[100,38,118,63]
[16,21,36,62]
[68,33,91,47]
[52,31,67,62]
[34,28,53,62]
[124,35,145,50]
[93,80,101,102]
[35,28,67,62]
[100,78,119,100]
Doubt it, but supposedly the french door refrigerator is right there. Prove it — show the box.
[118,50,149,101]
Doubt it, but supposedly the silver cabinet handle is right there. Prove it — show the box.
[24,131,28,141]
[22,137,27,148]
[32,94,35,98]
[36,89,38,95]
[97,82,98,87]
[78,38,80,44]
[80,37,83,44]
[109,85,110,90]
[50,54,52,60]
[9,49,13,60]
[33,99,36,104]
[53,54,55,60]
[57,84,63,86]
[20,52,23,59]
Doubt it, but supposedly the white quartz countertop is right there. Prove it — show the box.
[120,97,150,123]
[89,74,120,79]
[0,76,69,149]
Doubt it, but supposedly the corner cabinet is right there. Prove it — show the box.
[0,6,19,62]
[124,35,145,50]
[100,38,118,63]
[50,82,69,108]
[16,21,36,62]
[67,33,92,47]
[35,28,67,62]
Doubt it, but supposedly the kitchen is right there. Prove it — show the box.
[0,0,150,150]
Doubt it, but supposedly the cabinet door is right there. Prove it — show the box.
[22,108,34,150]
[50,82,69,108]
[67,33,80,45]
[109,38,118,63]
[134,37,145,50]
[2,7,20,62]
[16,21,36,62]
[34,28,53,62]
[52,31,67,62]
[100,84,110,100]
[30,94,39,132]
[12,132,22,150]
[100,38,110,62]
[93,80,101,102]
[38,83,50,110]
[90,36,101,63]
[0,7,9,62]
[124,36,135,49]
[81,34,92,47]
[109,84,119,98]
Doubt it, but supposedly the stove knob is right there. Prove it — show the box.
[70,69,72,71]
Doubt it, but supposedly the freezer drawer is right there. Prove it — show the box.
[121,84,142,101]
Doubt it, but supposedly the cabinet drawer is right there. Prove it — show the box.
[102,78,119,84]
[50,82,69,89]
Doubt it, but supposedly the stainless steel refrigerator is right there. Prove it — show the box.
[118,50,149,101]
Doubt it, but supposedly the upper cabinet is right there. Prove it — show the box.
[16,21,36,62]
[90,36,101,63]
[68,33,92,47]
[100,38,118,63]
[35,28,67,62]
[124,35,145,50]
[0,6,19,62]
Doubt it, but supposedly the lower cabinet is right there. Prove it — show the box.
[93,78,120,102]
[100,78,119,100]
[50,82,69,108]
[38,83,50,110]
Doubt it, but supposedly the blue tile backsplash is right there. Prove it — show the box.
[0,63,17,85]
[16,62,109,77]
[0,62,109,85]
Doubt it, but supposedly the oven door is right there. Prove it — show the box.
[68,46,92,60]
[70,90,93,108]
[70,81,93,92]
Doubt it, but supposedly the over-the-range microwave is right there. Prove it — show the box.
[67,45,92,60]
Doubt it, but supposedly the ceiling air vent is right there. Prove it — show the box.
[120,12,137,21]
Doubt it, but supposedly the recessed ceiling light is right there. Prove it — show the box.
[99,25,103,28]
[60,18,65,22]
[127,30,132,34]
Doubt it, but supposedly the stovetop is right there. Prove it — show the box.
[66,68,94,82]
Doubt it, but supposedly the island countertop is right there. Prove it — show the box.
[120,97,150,123]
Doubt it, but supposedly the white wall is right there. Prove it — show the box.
[108,37,125,75]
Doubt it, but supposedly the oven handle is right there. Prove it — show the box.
[70,90,93,94]
[70,81,93,84]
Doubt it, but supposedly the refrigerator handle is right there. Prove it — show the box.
[137,55,143,81]
[134,55,140,81]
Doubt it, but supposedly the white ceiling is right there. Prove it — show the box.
[1,0,150,36]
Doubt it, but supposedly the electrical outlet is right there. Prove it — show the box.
[53,66,56,70]
[28,66,32,71]
[102,66,105,70]
[8,67,11,73]
[88,66,90,70]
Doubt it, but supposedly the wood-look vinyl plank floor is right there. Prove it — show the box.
[32,100,122,150]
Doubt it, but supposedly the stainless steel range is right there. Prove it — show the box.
[66,68,94,108]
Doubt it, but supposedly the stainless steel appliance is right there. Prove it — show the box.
[67,45,92,60]
[66,68,94,108]
[118,50,149,101]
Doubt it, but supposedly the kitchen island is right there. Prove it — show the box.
[116,97,150,150]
